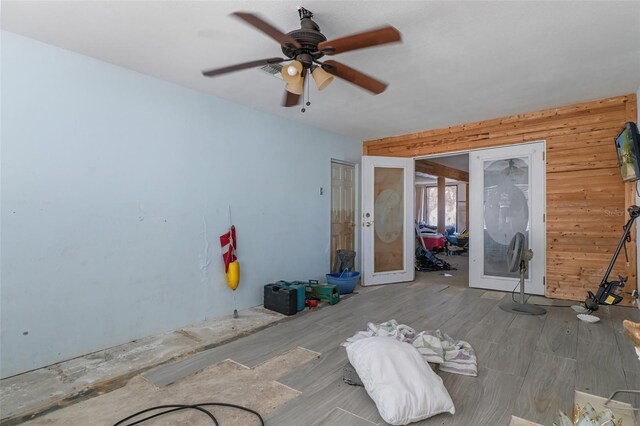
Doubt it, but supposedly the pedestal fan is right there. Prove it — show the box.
[499,232,547,315]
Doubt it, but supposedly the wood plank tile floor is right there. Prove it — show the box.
[142,262,640,425]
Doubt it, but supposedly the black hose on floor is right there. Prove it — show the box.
[112,402,265,426]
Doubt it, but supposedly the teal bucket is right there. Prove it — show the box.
[275,281,305,312]
[326,271,360,294]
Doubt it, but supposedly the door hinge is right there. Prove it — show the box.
[543,276,546,287]
[542,151,545,161]
[543,213,545,223]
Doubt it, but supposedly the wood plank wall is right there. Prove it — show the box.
[364,94,638,303]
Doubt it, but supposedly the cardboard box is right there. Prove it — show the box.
[509,390,637,426]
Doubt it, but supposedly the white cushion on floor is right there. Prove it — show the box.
[346,336,455,425]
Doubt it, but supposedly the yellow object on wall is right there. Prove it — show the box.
[226,261,240,290]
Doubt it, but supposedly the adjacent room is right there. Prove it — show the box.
[2,1,640,425]
[414,155,469,288]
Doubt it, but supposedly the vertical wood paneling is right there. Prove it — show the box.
[363,94,638,303]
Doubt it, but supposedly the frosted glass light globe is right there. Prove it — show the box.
[287,65,298,76]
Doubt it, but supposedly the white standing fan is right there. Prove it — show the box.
[499,232,547,315]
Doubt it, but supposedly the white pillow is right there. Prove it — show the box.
[346,336,455,425]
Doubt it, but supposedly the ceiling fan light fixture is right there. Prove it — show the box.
[311,67,334,91]
[285,78,304,95]
[201,9,403,108]
[281,60,303,83]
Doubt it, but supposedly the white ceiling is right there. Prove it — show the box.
[3,1,639,141]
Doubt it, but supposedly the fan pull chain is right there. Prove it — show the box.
[301,73,311,113]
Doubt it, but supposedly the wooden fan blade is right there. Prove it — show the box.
[321,60,388,94]
[283,90,301,107]
[318,26,401,55]
[202,57,285,77]
[233,12,301,49]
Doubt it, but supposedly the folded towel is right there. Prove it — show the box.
[343,319,477,377]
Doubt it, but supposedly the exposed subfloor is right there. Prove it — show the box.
[0,306,286,424]
[8,260,640,426]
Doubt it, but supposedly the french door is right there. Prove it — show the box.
[361,156,414,286]
[469,142,546,294]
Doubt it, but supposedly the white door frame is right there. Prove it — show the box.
[412,141,546,294]
[468,141,546,294]
[361,156,414,286]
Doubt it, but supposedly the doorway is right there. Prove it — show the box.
[414,154,470,289]
[330,161,356,269]
[360,156,415,286]
[469,142,545,294]
[361,143,546,296]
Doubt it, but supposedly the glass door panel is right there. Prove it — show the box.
[469,142,545,295]
[483,158,530,279]
[362,156,414,286]
[374,167,404,272]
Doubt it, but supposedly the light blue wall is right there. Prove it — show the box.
[0,32,361,377]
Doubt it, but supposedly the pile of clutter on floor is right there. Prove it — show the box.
[557,403,621,426]
[263,250,360,316]
[415,246,456,272]
[340,319,477,425]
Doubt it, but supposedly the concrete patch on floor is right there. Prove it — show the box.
[180,307,283,342]
[247,346,320,382]
[23,347,319,426]
[1,307,285,424]
[0,368,75,419]
[481,290,508,300]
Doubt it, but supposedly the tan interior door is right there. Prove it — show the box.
[331,162,355,268]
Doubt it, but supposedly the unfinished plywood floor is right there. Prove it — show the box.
[0,307,286,424]
[23,270,640,425]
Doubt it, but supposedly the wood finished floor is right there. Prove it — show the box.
[143,267,640,426]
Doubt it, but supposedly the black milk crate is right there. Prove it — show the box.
[264,283,298,316]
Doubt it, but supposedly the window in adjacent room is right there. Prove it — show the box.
[425,185,458,228]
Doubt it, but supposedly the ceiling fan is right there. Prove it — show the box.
[201,7,401,109]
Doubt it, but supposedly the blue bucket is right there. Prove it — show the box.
[326,271,360,294]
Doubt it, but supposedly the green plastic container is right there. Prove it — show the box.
[304,281,340,305]
[275,281,305,312]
